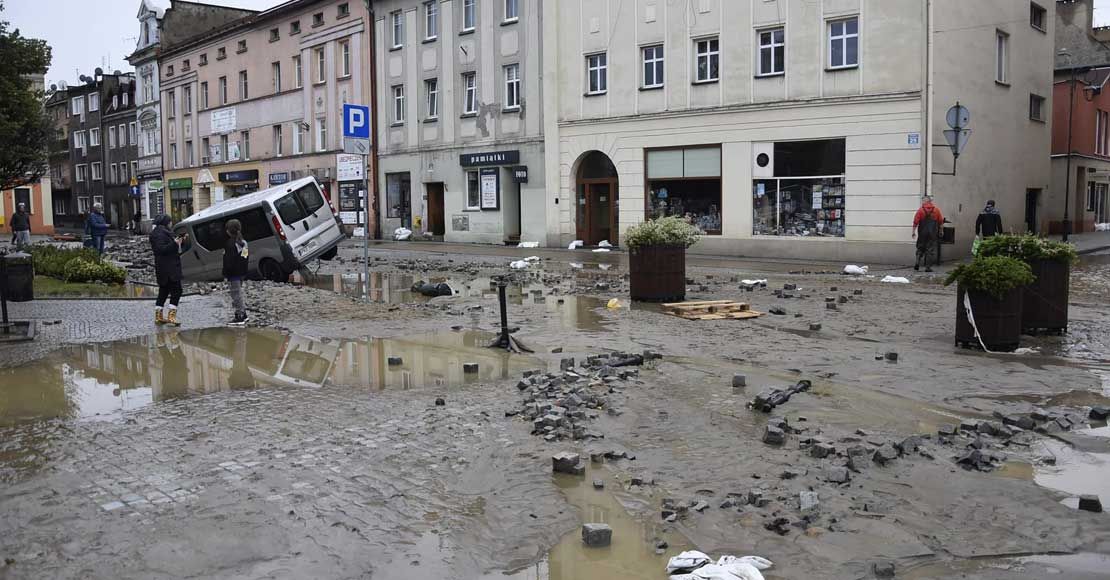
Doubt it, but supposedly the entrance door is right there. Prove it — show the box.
[575,151,620,246]
[1025,189,1039,234]
[426,182,445,236]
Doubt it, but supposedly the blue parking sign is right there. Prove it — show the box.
[342,104,370,139]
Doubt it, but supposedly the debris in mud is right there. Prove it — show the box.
[552,452,585,475]
[1078,495,1103,513]
[825,466,851,483]
[592,478,605,489]
[750,380,812,412]
[411,281,454,297]
[581,523,612,547]
[872,561,896,578]
[434,397,445,406]
[463,363,479,373]
[769,306,787,315]
[799,491,819,512]
[872,444,899,465]
[764,516,792,535]
[1090,406,1110,421]
[732,374,747,388]
[762,425,786,445]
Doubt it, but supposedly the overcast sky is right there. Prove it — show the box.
[7,0,1110,88]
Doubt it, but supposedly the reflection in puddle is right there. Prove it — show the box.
[0,327,539,426]
[293,271,546,305]
[989,438,1110,511]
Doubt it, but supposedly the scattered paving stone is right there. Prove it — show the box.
[825,466,851,484]
[884,351,898,362]
[560,358,576,371]
[810,441,836,459]
[692,500,710,512]
[799,491,819,512]
[463,363,479,373]
[846,445,871,471]
[552,452,584,475]
[593,479,605,489]
[581,523,612,547]
[1002,414,1036,430]
[873,561,896,578]
[895,436,921,455]
[762,425,786,445]
[434,397,445,406]
[1078,495,1103,513]
[853,289,863,295]
[732,374,747,388]
[769,306,787,315]
[809,323,822,331]
[873,444,899,465]
[838,295,849,304]
[1091,406,1110,421]
[764,517,792,536]
[826,303,838,310]
[938,424,958,437]
[784,283,798,291]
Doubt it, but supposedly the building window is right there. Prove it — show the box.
[199,53,208,66]
[185,140,194,166]
[393,85,405,123]
[386,173,411,218]
[202,137,210,163]
[200,81,209,109]
[996,30,1009,84]
[239,70,248,100]
[294,56,303,88]
[108,126,117,148]
[109,163,118,183]
[758,28,785,76]
[89,93,99,111]
[77,196,90,212]
[122,91,129,107]
[290,20,301,35]
[76,164,88,182]
[504,0,518,22]
[167,89,176,117]
[91,162,102,181]
[753,139,847,237]
[642,45,664,88]
[695,37,719,82]
[184,85,192,114]
[217,47,227,60]
[130,161,137,179]
[129,122,136,145]
[220,134,229,162]
[169,144,178,169]
[340,40,351,77]
[273,125,283,156]
[54,198,66,215]
[586,53,608,94]
[425,1,438,40]
[425,78,439,119]
[313,12,324,27]
[272,61,282,93]
[71,96,83,115]
[219,76,228,105]
[466,170,480,209]
[167,65,174,77]
[646,146,723,235]
[316,48,326,83]
[293,122,305,154]
[315,118,327,151]
[504,64,520,109]
[74,130,85,150]
[463,72,477,114]
[118,124,126,147]
[392,11,404,48]
[89,128,100,146]
[237,39,247,53]
[241,130,250,160]
[142,73,153,102]
[829,17,859,69]
[1029,94,1045,121]
[462,0,475,31]
[1097,110,1109,156]
[1031,2,1047,31]
[270,28,280,42]
[338,2,349,17]
[182,58,191,71]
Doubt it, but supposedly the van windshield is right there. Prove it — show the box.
[274,184,326,226]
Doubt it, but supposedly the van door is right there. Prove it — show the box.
[273,183,342,261]
[230,207,282,278]
[189,218,230,281]
[175,224,208,281]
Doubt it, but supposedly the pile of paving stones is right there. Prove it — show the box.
[512,351,656,442]
[935,416,1051,472]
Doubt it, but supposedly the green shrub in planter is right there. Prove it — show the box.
[977,234,1078,264]
[26,245,102,279]
[624,216,701,250]
[944,256,1034,299]
[62,258,127,285]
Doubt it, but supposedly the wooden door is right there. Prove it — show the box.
[426,183,445,236]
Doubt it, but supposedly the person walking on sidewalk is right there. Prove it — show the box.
[975,200,1003,238]
[149,214,187,326]
[223,219,250,326]
[912,195,944,272]
[85,203,110,255]
[9,203,31,249]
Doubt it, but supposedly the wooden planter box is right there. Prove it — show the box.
[629,244,686,302]
[955,285,1023,352]
[1022,259,1069,334]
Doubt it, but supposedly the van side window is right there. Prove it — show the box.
[236,208,272,242]
[193,220,229,251]
[275,193,308,225]
[295,184,325,214]
[193,208,272,250]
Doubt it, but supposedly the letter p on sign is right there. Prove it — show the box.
[342,104,371,140]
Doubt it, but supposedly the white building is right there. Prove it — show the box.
[128,0,168,227]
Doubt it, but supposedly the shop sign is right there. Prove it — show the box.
[336,153,364,181]
[512,166,528,183]
[460,150,520,167]
[210,107,236,134]
[219,169,259,183]
[339,211,359,224]
[146,180,164,192]
[269,172,290,185]
[167,178,193,189]
[479,167,499,210]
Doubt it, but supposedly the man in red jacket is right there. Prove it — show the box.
[912,196,944,272]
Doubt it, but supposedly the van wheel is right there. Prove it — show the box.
[259,259,286,282]
[319,247,338,261]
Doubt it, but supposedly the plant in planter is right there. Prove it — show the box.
[978,235,1077,333]
[945,256,1034,351]
[625,216,701,302]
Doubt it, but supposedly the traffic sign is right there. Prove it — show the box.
[943,129,971,157]
[946,105,970,129]
[343,138,371,155]
[342,104,370,139]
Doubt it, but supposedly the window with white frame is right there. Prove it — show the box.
[425,1,438,39]
[294,55,303,88]
[695,37,719,82]
[108,126,117,148]
[425,78,439,119]
[466,170,480,209]
[340,40,351,76]
[91,162,102,180]
[587,53,608,94]
[122,91,128,107]
[274,124,283,156]
[184,85,192,113]
[241,130,250,159]
[71,96,84,115]
[316,48,326,83]
[201,81,209,109]
[392,11,404,48]
[829,17,858,68]
[170,144,178,169]
[504,0,518,22]
[758,28,785,76]
[504,64,520,109]
[89,128,100,146]
[76,164,88,182]
[239,70,249,100]
[393,85,405,123]
[167,89,176,116]
[74,130,85,150]
[77,196,90,213]
[118,125,126,148]
[462,0,475,31]
[1030,2,1047,31]
[642,45,664,88]
[219,76,228,104]
[293,122,305,154]
[996,30,1009,84]
[463,72,477,114]
[186,140,194,166]
[272,61,282,92]
[1029,94,1045,121]
[220,134,229,161]
[201,137,210,163]
[109,163,118,183]
[130,161,137,179]
[315,118,327,151]
[129,122,136,145]
[88,93,99,111]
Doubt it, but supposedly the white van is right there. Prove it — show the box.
[174,176,344,282]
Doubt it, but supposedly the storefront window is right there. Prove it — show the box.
[386,172,411,219]
[466,171,480,209]
[645,146,722,235]
[753,139,846,237]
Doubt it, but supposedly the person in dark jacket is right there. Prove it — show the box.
[975,200,1003,238]
[85,203,110,255]
[10,203,31,248]
[149,214,187,326]
[223,218,250,325]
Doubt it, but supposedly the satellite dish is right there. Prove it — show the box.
[95,67,103,76]
[78,74,87,82]
[113,70,121,75]
[50,83,57,91]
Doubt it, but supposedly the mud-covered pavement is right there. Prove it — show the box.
[2,241,1110,579]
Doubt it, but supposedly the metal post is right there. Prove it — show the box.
[497,281,509,344]
[1064,65,1076,242]
[1,258,9,333]
[362,152,370,301]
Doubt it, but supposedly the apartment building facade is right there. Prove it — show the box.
[45,87,73,229]
[158,0,373,223]
[541,0,1054,261]
[65,77,107,227]
[99,74,141,228]
[374,0,545,244]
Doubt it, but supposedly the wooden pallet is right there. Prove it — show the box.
[661,300,762,320]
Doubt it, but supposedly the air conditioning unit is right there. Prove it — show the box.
[753,143,774,178]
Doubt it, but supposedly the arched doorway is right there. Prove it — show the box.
[575,151,619,245]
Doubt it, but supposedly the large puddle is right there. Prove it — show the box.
[0,327,539,426]
[293,271,550,305]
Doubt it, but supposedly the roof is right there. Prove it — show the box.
[160,0,328,58]
[181,176,315,224]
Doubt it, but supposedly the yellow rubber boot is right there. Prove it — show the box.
[155,309,166,325]
[166,308,181,327]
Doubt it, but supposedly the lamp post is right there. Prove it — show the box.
[1061,48,1075,242]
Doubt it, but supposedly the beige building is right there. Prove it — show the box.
[158,0,373,227]
[542,0,1054,262]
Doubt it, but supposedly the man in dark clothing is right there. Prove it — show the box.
[912,196,944,272]
[10,203,31,248]
[149,214,187,326]
[85,203,110,255]
[975,200,1003,238]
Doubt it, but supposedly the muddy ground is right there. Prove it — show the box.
[1,239,1110,579]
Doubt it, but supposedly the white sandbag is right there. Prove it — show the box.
[598,263,612,270]
[568,240,584,249]
[393,227,413,241]
[741,279,767,286]
[592,248,611,253]
[880,276,910,284]
[670,556,773,580]
[843,265,869,275]
[1095,222,1110,231]
[524,256,541,262]
[569,262,584,269]
[509,260,529,269]
[666,551,712,575]
[517,241,539,248]
[598,240,612,248]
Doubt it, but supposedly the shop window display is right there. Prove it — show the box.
[753,139,846,237]
[645,146,722,235]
